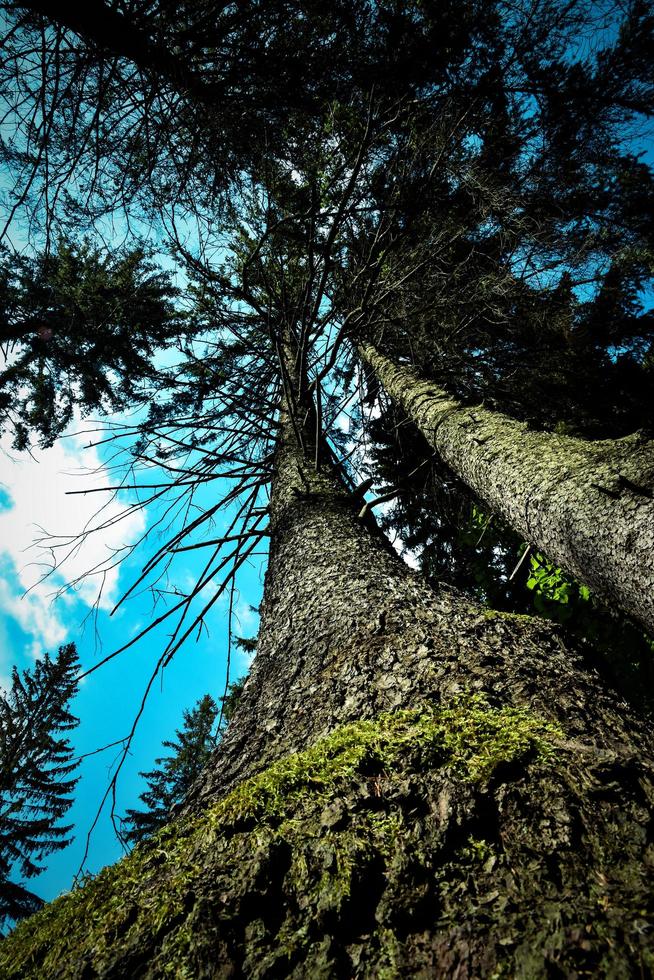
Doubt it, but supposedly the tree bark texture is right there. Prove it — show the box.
[359,341,654,636]
[2,393,653,978]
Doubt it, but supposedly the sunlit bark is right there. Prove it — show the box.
[360,341,654,636]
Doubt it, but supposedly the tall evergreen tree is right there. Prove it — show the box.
[120,694,219,845]
[3,325,654,976]
[0,1,653,975]
[0,643,80,932]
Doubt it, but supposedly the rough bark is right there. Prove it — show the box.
[2,384,654,978]
[359,340,654,636]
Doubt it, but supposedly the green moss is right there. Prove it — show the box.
[0,696,562,978]
[461,836,496,865]
[204,694,561,818]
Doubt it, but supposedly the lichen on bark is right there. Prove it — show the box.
[358,340,654,636]
[3,694,651,979]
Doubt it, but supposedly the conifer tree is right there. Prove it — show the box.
[1,1,654,975]
[121,694,219,845]
[0,242,185,448]
[0,643,80,932]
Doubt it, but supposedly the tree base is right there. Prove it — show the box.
[2,696,652,978]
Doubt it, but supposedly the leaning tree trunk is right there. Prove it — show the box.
[359,340,654,636]
[2,395,653,978]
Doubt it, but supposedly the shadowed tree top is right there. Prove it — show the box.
[1,1,651,428]
[0,242,184,447]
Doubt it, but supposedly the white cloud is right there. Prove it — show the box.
[234,599,257,633]
[0,425,146,655]
[0,576,68,654]
[0,613,14,693]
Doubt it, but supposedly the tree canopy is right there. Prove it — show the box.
[2,1,651,431]
[0,242,183,447]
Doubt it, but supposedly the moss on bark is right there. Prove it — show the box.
[7,343,652,978]
[2,695,652,979]
[358,341,654,635]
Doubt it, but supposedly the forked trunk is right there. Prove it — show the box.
[2,386,653,978]
[359,341,654,636]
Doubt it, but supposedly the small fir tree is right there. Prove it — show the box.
[0,642,80,931]
[121,694,220,845]
[219,675,247,727]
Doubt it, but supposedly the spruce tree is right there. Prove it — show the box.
[121,695,219,845]
[1,1,654,974]
[0,643,80,932]
[0,242,185,448]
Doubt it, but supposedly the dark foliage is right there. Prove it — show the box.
[0,643,80,932]
[120,694,220,845]
[342,5,654,437]
[0,242,184,447]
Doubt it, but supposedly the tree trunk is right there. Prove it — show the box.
[2,390,653,978]
[359,340,654,636]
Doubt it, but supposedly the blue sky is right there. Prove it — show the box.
[0,418,265,902]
